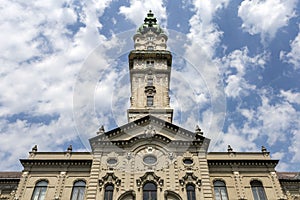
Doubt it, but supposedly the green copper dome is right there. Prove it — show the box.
[137,10,164,34]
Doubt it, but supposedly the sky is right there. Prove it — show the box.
[0,0,299,171]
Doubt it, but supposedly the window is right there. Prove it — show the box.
[31,180,48,200]
[147,77,153,86]
[147,46,154,50]
[71,181,86,200]
[107,158,118,165]
[146,60,154,67]
[183,158,194,165]
[147,36,154,41]
[147,96,154,106]
[251,180,267,200]
[143,155,157,165]
[104,184,114,200]
[214,180,228,200]
[186,184,196,200]
[143,182,157,200]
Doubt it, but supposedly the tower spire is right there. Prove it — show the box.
[127,11,173,122]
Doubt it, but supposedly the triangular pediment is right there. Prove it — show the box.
[89,115,210,152]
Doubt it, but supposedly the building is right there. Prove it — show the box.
[1,11,299,200]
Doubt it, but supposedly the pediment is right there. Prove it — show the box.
[89,115,210,152]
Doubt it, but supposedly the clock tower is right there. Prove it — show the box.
[127,10,173,123]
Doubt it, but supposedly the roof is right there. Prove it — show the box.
[137,10,164,34]
[89,115,210,152]
[277,172,300,181]
[0,172,21,179]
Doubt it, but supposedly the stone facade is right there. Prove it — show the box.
[1,10,299,200]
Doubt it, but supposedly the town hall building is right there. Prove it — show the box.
[1,11,299,200]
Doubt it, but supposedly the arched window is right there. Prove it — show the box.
[213,180,228,200]
[104,184,114,200]
[251,180,267,200]
[71,180,86,200]
[31,180,48,200]
[143,182,157,200]
[186,184,196,200]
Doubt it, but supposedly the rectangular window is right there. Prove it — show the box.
[147,96,154,107]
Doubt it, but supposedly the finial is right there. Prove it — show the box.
[227,145,233,152]
[195,125,203,135]
[32,145,38,152]
[261,146,267,152]
[97,125,105,135]
[195,125,203,139]
[67,145,72,152]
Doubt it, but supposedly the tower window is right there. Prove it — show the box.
[186,184,196,200]
[213,180,228,200]
[147,77,153,86]
[147,36,154,41]
[251,180,267,200]
[143,182,157,200]
[147,96,154,106]
[146,61,154,67]
[147,46,154,50]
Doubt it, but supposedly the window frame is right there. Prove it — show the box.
[213,180,229,200]
[146,96,154,107]
[104,184,114,200]
[31,180,48,200]
[251,180,267,200]
[70,180,86,200]
[186,183,196,200]
[143,182,157,200]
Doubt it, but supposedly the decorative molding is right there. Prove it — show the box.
[99,172,121,191]
[136,172,164,191]
[179,172,201,190]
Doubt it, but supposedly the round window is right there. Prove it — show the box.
[143,155,157,165]
[183,158,193,165]
[107,158,118,165]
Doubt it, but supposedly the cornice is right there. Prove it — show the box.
[208,159,278,167]
[20,159,92,167]
[129,50,172,68]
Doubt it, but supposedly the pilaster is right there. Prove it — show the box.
[86,158,101,200]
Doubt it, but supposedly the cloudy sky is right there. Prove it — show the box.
[0,0,299,171]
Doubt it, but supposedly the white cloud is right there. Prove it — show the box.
[215,124,257,152]
[119,0,167,28]
[280,27,300,69]
[0,0,114,170]
[232,89,299,150]
[221,47,267,98]
[280,90,300,104]
[238,0,297,44]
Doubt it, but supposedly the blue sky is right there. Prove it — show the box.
[0,0,300,171]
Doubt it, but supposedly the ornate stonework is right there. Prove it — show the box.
[0,10,298,200]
